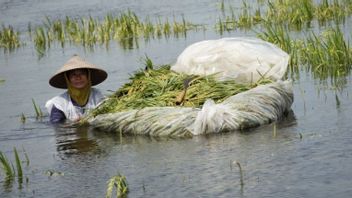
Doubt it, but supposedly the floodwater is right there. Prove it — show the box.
[1,0,352,197]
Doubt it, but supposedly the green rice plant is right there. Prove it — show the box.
[142,54,154,70]
[316,0,347,24]
[155,20,163,38]
[0,147,30,188]
[51,20,65,47]
[172,18,185,36]
[23,148,30,167]
[253,6,263,24]
[163,18,171,37]
[142,17,155,39]
[20,113,26,124]
[257,22,300,68]
[116,10,141,39]
[13,148,23,184]
[219,0,225,13]
[265,0,314,30]
[300,27,352,81]
[106,174,128,198]
[0,25,21,51]
[33,26,47,57]
[215,0,264,31]
[237,0,254,28]
[0,151,14,179]
[32,98,43,118]
[216,0,352,33]
[22,11,199,56]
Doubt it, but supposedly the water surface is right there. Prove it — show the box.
[1,1,352,197]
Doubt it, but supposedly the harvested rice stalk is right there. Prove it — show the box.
[87,65,272,118]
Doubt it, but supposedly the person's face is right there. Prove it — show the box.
[67,69,89,89]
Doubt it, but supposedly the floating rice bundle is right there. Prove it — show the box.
[87,37,293,137]
[85,65,292,137]
[88,80,293,137]
[87,65,272,118]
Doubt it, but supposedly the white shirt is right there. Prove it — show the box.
[45,88,105,121]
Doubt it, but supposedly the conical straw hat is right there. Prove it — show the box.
[49,55,108,89]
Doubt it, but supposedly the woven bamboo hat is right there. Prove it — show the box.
[49,55,108,89]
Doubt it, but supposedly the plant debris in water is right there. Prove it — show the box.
[88,65,272,117]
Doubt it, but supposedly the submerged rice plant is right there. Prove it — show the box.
[13,148,23,184]
[20,113,26,123]
[257,23,301,69]
[106,174,128,198]
[215,1,263,32]
[266,0,314,29]
[0,25,21,51]
[232,161,244,187]
[28,11,198,54]
[0,147,26,186]
[301,27,352,81]
[0,151,14,179]
[33,26,47,57]
[32,98,43,118]
[258,23,352,83]
[217,0,352,32]
[315,0,350,25]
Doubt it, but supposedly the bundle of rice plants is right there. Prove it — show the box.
[88,65,272,118]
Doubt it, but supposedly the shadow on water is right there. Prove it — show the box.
[53,124,108,159]
[52,122,193,160]
[53,108,297,157]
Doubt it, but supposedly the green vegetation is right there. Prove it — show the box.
[301,27,352,81]
[30,11,200,54]
[1,11,201,56]
[20,113,26,123]
[0,147,28,186]
[87,64,272,117]
[13,148,23,184]
[32,98,43,118]
[1,1,352,86]
[106,174,128,198]
[257,24,352,83]
[0,25,21,51]
[217,0,352,31]
[0,151,14,179]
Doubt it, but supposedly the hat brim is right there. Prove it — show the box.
[49,68,108,89]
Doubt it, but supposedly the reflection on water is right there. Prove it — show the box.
[54,125,99,157]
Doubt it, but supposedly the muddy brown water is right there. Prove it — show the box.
[1,0,352,197]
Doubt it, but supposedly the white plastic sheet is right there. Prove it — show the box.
[171,37,290,83]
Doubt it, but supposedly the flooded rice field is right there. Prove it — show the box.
[1,0,352,197]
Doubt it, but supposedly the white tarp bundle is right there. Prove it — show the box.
[88,37,293,137]
[171,37,289,83]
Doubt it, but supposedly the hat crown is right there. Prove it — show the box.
[49,55,108,89]
[59,55,96,73]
